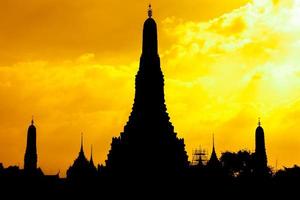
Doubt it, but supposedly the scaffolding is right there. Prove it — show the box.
[191,147,207,167]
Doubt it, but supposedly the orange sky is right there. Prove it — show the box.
[0,0,300,177]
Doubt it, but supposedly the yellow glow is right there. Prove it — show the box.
[0,0,299,176]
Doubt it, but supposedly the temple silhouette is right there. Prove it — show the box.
[206,135,221,169]
[24,119,37,172]
[0,4,300,197]
[104,4,188,177]
[254,118,268,176]
[23,118,43,176]
[66,134,97,181]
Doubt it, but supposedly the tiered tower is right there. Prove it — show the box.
[255,119,268,175]
[105,5,188,176]
[24,119,37,172]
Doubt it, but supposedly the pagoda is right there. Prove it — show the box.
[105,5,189,177]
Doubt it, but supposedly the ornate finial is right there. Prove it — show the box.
[258,117,261,126]
[148,4,152,18]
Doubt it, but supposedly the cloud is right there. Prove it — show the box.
[0,0,251,64]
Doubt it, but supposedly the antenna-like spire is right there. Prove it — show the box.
[89,144,96,168]
[258,117,261,126]
[212,133,215,151]
[31,115,34,125]
[80,132,84,152]
[148,4,152,18]
[90,145,93,160]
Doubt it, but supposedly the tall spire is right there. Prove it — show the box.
[148,4,152,18]
[255,119,268,174]
[89,145,97,172]
[78,132,86,159]
[211,133,217,156]
[24,118,37,172]
[90,145,93,162]
[80,133,84,153]
[212,133,215,151]
[207,133,220,168]
[104,6,189,175]
[31,115,34,125]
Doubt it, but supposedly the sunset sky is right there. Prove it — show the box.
[0,0,300,176]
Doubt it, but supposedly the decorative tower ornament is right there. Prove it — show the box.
[148,4,152,18]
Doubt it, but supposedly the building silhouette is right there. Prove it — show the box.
[89,146,97,174]
[254,118,268,175]
[207,134,221,169]
[104,5,189,177]
[67,134,97,181]
[24,118,38,173]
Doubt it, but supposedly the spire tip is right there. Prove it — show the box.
[80,132,84,152]
[148,4,152,18]
[212,133,215,149]
[90,145,93,160]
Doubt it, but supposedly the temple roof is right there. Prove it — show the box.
[207,134,220,168]
[73,134,89,168]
